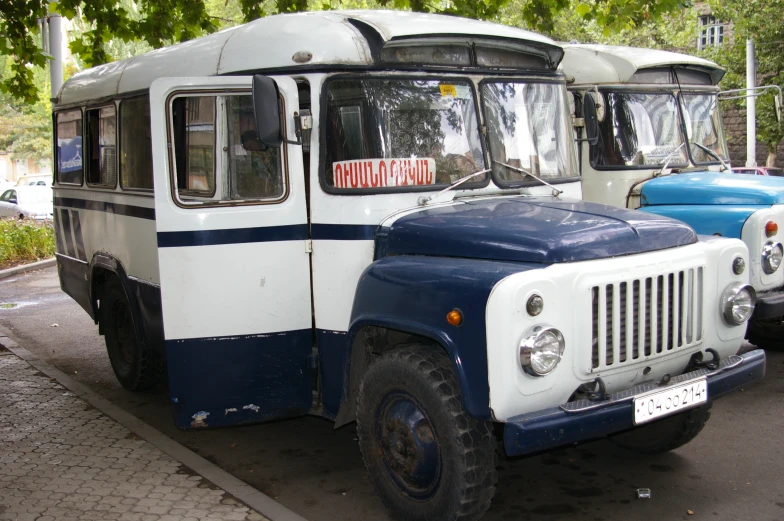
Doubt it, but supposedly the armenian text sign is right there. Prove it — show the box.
[333,158,436,189]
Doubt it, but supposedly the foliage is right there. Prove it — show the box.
[1,0,692,103]
[524,0,698,51]
[708,0,783,163]
[0,56,52,162]
[0,218,55,265]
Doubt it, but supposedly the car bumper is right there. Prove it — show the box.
[752,289,784,319]
[503,349,766,457]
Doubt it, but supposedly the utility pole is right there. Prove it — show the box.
[746,38,756,167]
[43,1,64,102]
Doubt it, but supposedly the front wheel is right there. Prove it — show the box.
[609,404,711,455]
[356,345,497,521]
[746,318,784,351]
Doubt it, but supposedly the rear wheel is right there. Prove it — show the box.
[746,318,784,351]
[356,344,497,521]
[609,404,711,455]
[101,278,160,391]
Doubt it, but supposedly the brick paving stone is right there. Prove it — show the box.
[0,355,270,521]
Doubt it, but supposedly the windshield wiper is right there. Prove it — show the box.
[658,142,687,175]
[492,161,564,196]
[690,142,729,171]
[418,168,491,206]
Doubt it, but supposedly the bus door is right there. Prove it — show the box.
[149,76,313,429]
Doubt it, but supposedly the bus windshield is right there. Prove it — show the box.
[482,81,576,185]
[324,78,485,190]
[592,92,687,169]
[680,93,729,164]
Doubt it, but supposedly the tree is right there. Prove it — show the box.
[708,0,783,167]
[2,0,694,104]
[0,56,52,163]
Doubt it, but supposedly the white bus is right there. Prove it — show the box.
[562,44,784,349]
[53,12,764,521]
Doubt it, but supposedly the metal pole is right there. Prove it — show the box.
[746,38,756,167]
[48,13,64,101]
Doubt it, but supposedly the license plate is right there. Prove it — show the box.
[633,377,708,425]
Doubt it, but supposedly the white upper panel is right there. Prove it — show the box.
[559,44,724,85]
[57,10,558,107]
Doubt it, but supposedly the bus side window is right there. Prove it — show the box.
[120,97,154,191]
[170,93,286,205]
[56,109,84,185]
[86,106,117,188]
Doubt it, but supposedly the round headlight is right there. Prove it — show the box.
[519,326,565,376]
[762,241,783,274]
[720,282,756,325]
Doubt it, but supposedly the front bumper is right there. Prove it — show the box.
[752,289,784,319]
[503,349,766,457]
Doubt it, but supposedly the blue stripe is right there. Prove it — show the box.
[157,224,308,248]
[54,196,155,221]
[71,211,86,261]
[59,209,75,258]
[311,223,377,241]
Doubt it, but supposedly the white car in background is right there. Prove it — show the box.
[0,186,54,219]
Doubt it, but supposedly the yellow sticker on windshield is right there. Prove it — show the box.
[439,85,457,97]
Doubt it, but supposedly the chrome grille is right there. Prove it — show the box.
[591,267,703,370]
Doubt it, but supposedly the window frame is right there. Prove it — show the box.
[84,103,119,189]
[55,108,85,186]
[479,76,580,188]
[698,15,726,50]
[119,96,155,193]
[165,88,290,209]
[586,87,690,172]
[318,74,490,196]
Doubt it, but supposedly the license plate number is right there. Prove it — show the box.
[633,378,708,425]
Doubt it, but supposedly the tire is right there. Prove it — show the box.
[101,277,161,391]
[356,344,497,521]
[609,403,711,455]
[746,318,784,351]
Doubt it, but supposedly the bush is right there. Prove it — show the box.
[0,218,55,266]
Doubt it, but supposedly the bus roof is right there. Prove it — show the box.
[559,44,725,86]
[56,10,560,107]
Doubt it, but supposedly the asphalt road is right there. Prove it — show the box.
[1,266,783,521]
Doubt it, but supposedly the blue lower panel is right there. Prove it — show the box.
[504,349,766,457]
[56,255,92,318]
[166,329,313,429]
[316,329,348,420]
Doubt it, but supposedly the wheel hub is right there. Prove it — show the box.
[376,391,442,498]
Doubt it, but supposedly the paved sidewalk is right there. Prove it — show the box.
[0,345,268,521]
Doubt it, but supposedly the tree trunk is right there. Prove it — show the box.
[768,149,778,167]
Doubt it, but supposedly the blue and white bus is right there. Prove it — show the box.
[53,12,764,521]
[562,44,784,350]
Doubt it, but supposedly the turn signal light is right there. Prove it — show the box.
[766,221,778,237]
[446,309,463,327]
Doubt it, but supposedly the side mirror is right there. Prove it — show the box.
[583,92,599,145]
[252,75,283,148]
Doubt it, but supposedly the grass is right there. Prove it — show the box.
[0,218,55,268]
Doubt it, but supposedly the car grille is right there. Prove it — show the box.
[590,267,704,370]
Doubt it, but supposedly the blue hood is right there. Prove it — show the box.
[377,197,697,264]
[641,172,784,206]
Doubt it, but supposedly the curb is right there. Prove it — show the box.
[0,332,310,521]
[0,257,56,280]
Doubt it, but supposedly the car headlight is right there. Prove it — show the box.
[519,325,565,376]
[761,241,783,274]
[720,282,756,325]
